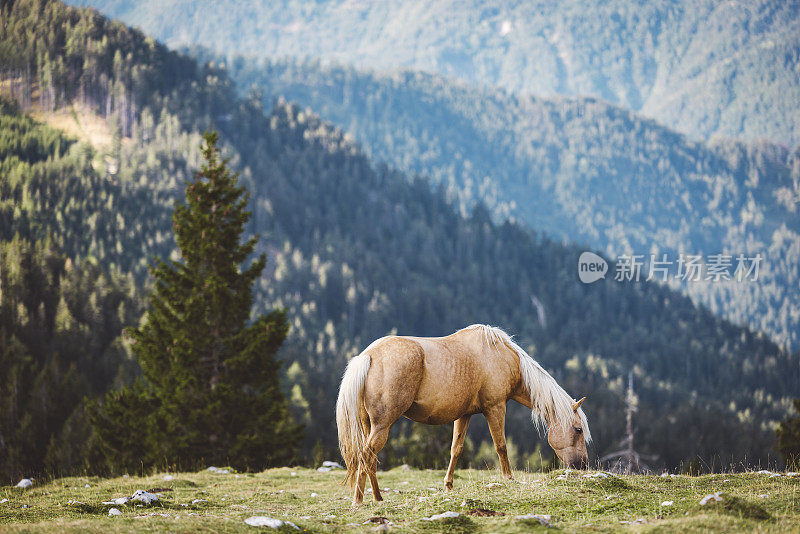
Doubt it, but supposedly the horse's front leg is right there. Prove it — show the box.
[444,415,472,490]
[484,403,513,479]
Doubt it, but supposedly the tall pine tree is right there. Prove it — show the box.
[89,132,301,472]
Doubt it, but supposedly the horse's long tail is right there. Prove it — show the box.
[336,351,371,487]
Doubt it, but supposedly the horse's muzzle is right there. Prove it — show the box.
[569,458,589,470]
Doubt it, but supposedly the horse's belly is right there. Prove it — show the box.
[399,336,496,425]
[403,401,480,425]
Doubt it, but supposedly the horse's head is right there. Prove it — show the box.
[547,397,589,469]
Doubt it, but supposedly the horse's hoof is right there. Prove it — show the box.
[444,482,453,491]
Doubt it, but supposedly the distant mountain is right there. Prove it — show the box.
[67,0,800,146]
[207,58,800,353]
[2,0,797,473]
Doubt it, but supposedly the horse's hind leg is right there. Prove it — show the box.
[365,425,390,501]
[444,415,472,490]
[353,463,368,505]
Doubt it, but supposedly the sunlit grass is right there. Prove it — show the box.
[1,467,798,532]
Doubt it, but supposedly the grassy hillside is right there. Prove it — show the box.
[1,0,798,477]
[66,0,800,146]
[1,467,799,532]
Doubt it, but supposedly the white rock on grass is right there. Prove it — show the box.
[244,516,300,529]
[516,513,552,527]
[421,511,460,521]
[191,499,208,505]
[699,492,723,505]
[582,472,610,479]
[661,501,674,506]
[316,467,332,473]
[131,490,159,505]
[485,482,502,489]
[207,466,230,474]
[163,475,175,481]
[16,479,33,488]
[322,461,344,469]
[102,497,130,505]
[0,499,8,504]
[108,508,122,516]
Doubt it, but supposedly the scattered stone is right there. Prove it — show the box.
[16,479,33,488]
[485,482,502,489]
[290,472,297,477]
[427,487,437,491]
[310,493,319,497]
[418,496,430,502]
[770,473,783,478]
[582,472,610,479]
[400,464,412,471]
[84,484,91,488]
[516,513,552,527]
[131,490,159,505]
[316,467,332,473]
[787,472,800,477]
[322,461,344,469]
[621,518,647,525]
[191,499,208,505]
[67,500,87,506]
[123,474,130,479]
[207,466,230,474]
[0,499,8,504]
[661,501,674,506]
[108,508,122,516]
[163,475,175,481]
[699,492,723,505]
[244,516,299,529]
[422,511,460,521]
[759,494,769,498]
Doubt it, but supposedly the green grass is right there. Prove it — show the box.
[1,468,798,532]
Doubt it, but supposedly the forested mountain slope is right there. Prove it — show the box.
[1,0,797,477]
[218,59,800,352]
[67,0,800,145]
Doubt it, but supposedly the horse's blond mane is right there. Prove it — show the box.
[465,324,591,443]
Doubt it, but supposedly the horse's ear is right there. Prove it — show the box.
[572,397,586,411]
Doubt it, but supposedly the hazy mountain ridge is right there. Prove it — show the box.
[68,0,800,145]
[218,58,800,351]
[1,0,797,472]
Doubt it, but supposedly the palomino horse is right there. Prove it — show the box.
[336,324,591,504]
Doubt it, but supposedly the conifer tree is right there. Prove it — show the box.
[90,132,301,471]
